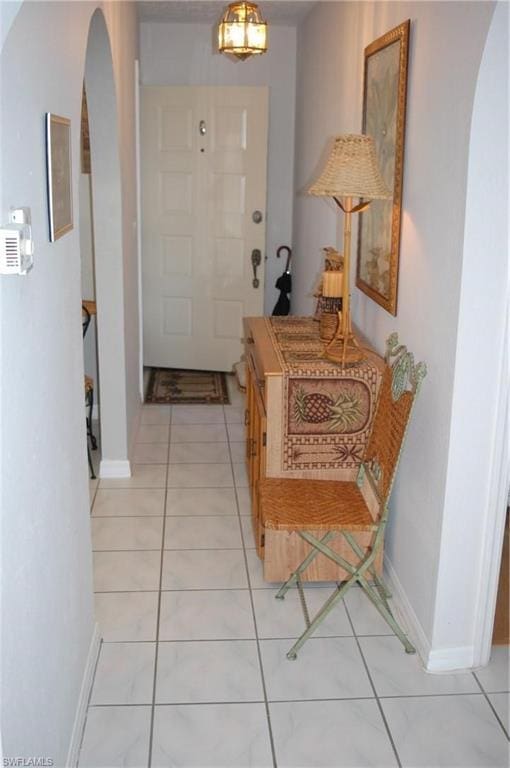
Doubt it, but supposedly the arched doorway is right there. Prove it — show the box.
[83,9,131,478]
[456,1,509,666]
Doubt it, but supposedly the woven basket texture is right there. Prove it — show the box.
[259,361,417,534]
[260,478,374,532]
[308,134,391,200]
[363,365,414,502]
[319,312,339,341]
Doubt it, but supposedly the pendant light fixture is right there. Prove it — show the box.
[218,2,268,60]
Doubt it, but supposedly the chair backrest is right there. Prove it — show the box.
[361,333,426,508]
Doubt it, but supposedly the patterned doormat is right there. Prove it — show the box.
[145,368,230,405]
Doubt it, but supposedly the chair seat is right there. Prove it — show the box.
[259,477,375,532]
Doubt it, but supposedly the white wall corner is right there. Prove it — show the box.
[384,556,478,673]
[66,624,101,768]
[99,459,132,478]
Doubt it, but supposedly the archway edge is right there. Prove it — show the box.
[430,1,508,670]
[84,8,130,477]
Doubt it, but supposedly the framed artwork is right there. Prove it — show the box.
[81,85,91,174]
[46,112,73,241]
[356,20,410,316]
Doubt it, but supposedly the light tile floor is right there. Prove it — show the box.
[80,380,509,768]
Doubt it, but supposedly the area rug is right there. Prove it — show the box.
[145,368,230,405]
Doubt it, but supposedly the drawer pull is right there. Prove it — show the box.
[245,409,250,426]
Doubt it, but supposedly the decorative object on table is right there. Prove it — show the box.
[313,247,343,325]
[218,2,268,60]
[272,245,292,316]
[45,113,73,242]
[319,267,344,340]
[308,134,391,364]
[145,368,230,405]
[258,332,427,657]
[318,312,338,342]
[356,20,410,315]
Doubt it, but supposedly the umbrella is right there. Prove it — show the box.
[272,245,292,316]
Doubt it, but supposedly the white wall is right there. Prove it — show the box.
[292,1,498,668]
[80,173,99,412]
[0,1,139,762]
[0,1,22,49]
[139,22,297,315]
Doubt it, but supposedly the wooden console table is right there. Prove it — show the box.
[243,316,386,580]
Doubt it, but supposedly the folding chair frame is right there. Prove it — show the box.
[271,333,427,660]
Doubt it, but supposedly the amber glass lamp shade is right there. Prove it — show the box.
[218,2,268,60]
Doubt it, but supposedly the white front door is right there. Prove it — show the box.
[141,86,268,371]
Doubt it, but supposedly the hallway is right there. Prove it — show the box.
[79,382,509,767]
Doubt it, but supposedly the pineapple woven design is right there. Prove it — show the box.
[266,317,384,474]
[291,381,369,434]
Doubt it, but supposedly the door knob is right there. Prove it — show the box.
[251,249,261,288]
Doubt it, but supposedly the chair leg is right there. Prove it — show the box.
[286,574,357,660]
[87,385,98,450]
[340,531,413,652]
[278,529,415,659]
[87,442,96,480]
[85,386,97,479]
[357,574,415,654]
[275,532,336,601]
[342,532,392,599]
[284,533,377,660]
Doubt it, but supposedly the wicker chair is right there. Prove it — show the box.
[258,333,426,660]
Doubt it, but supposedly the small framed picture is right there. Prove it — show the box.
[45,113,73,241]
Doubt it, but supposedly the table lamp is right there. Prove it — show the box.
[308,134,391,364]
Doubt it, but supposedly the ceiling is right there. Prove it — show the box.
[137,1,317,26]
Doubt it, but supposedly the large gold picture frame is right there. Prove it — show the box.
[356,20,410,316]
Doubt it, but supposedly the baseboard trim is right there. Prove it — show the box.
[384,556,477,673]
[99,459,132,478]
[66,623,101,767]
[384,555,431,667]
[426,645,476,674]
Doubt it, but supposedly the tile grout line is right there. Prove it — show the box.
[85,689,510,705]
[96,633,372,643]
[343,600,403,768]
[147,412,172,768]
[224,401,279,768]
[472,671,510,740]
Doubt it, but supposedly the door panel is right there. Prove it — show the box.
[141,86,268,372]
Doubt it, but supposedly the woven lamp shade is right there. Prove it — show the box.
[308,134,391,200]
